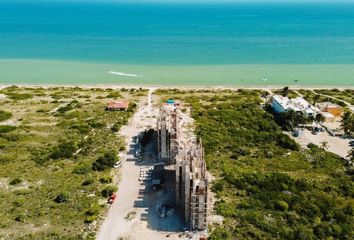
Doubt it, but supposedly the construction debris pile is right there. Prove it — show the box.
[157,100,208,231]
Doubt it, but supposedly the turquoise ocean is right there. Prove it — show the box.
[0,1,354,86]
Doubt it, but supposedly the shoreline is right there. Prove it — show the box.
[1,59,354,87]
[1,83,354,90]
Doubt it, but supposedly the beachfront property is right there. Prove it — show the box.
[271,95,319,117]
[106,100,129,111]
[157,100,208,231]
[317,102,344,117]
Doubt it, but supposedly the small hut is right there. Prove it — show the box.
[106,101,129,111]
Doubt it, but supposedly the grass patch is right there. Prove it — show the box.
[0,125,16,133]
[0,110,12,122]
[0,86,145,239]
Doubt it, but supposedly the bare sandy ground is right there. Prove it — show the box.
[291,129,353,159]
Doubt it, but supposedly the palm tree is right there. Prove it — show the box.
[315,113,325,124]
[341,111,354,135]
[281,86,289,97]
[320,141,329,150]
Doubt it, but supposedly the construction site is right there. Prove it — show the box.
[97,91,211,240]
[157,100,209,231]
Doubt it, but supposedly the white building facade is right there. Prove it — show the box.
[272,95,319,117]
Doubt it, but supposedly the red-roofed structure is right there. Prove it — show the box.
[106,101,129,111]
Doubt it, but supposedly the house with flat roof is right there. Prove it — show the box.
[271,95,319,117]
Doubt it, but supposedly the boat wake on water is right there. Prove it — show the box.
[108,71,140,78]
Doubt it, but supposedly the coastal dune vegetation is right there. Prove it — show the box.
[0,86,146,239]
[156,89,353,240]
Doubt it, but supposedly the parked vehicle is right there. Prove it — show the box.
[108,193,117,204]
[114,161,122,168]
[311,130,317,135]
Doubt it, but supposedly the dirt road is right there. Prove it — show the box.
[97,89,187,240]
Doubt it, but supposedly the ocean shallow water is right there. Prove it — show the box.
[1,59,353,87]
[0,1,354,86]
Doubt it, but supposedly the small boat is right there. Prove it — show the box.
[262,77,267,81]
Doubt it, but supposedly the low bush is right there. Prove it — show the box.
[50,141,78,159]
[7,93,33,100]
[54,192,69,203]
[106,92,122,98]
[99,176,112,183]
[101,185,117,197]
[73,163,91,174]
[82,179,94,186]
[0,110,12,122]
[57,100,82,114]
[0,125,16,133]
[9,178,23,185]
[92,151,117,171]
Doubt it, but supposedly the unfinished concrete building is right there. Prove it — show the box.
[157,101,208,231]
[157,103,179,165]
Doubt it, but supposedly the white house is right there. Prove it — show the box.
[271,95,319,117]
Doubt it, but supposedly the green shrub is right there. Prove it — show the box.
[82,179,94,186]
[99,176,112,183]
[212,180,225,192]
[54,192,69,203]
[106,92,122,98]
[85,203,101,217]
[88,119,105,128]
[73,164,91,174]
[209,226,232,240]
[92,151,117,171]
[70,124,91,134]
[7,93,33,100]
[57,100,82,113]
[36,109,48,113]
[84,215,97,224]
[3,133,20,142]
[276,134,299,150]
[50,141,77,159]
[101,185,117,197]
[0,125,16,133]
[111,123,121,132]
[9,177,23,185]
[14,215,25,222]
[0,110,12,122]
[276,200,289,211]
[57,105,74,113]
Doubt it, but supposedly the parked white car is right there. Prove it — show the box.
[113,161,122,168]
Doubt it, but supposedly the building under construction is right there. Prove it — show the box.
[157,100,208,231]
